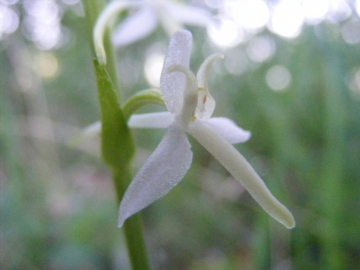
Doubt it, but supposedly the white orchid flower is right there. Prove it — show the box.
[118,29,295,229]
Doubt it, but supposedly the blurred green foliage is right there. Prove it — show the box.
[1,1,360,270]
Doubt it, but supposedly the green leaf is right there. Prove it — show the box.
[94,59,134,168]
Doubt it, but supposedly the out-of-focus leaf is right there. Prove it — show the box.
[93,60,134,168]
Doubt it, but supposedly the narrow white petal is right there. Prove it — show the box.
[93,1,137,64]
[197,54,224,89]
[118,124,193,227]
[68,121,101,146]
[187,121,295,229]
[112,7,158,47]
[157,3,182,35]
[205,117,251,144]
[196,54,223,120]
[165,2,214,27]
[82,121,101,136]
[128,112,174,129]
[160,29,192,114]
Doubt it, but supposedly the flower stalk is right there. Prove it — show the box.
[82,1,150,269]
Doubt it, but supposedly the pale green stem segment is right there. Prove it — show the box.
[93,1,138,65]
[122,89,165,120]
[167,65,198,129]
[82,1,150,269]
[91,61,134,168]
[188,121,295,229]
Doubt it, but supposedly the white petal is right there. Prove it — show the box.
[93,1,138,64]
[128,112,174,129]
[156,3,182,35]
[160,29,192,114]
[68,121,101,146]
[118,124,193,227]
[112,7,158,47]
[165,2,214,27]
[187,121,295,229]
[195,54,223,120]
[197,54,223,89]
[205,117,251,144]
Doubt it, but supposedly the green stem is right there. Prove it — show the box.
[82,0,120,98]
[113,169,150,270]
[82,1,150,269]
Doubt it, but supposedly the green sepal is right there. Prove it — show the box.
[122,89,165,120]
[94,59,134,168]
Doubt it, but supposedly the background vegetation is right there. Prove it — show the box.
[1,0,359,269]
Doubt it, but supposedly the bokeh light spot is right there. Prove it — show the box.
[144,53,165,87]
[226,0,269,30]
[224,50,248,75]
[246,36,275,63]
[327,0,351,22]
[22,0,63,50]
[268,0,304,39]
[266,65,291,91]
[341,20,360,44]
[347,67,360,99]
[0,4,19,37]
[34,52,59,78]
[302,0,329,24]
[208,18,244,48]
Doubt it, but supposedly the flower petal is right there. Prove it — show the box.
[160,29,192,114]
[156,2,182,35]
[128,112,174,129]
[187,121,295,229]
[118,124,193,227]
[68,121,101,147]
[112,7,158,47]
[165,2,214,28]
[205,117,251,144]
[93,1,138,64]
[195,54,223,120]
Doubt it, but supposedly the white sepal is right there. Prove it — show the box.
[160,29,192,114]
[112,7,158,47]
[167,64,198,129]
[187,120,295,229]
[93,1,137,65]
[165,3,214,27]
[118,124,193,227]
[204,117,251,144]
